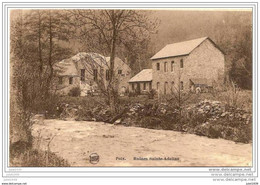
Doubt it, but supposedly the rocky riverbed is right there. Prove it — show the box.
[32,119,252,167]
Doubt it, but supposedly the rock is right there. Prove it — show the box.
[121,117,132,126]
[160,108,167,114]
[202,122,209,126]
[114,119,121,125]
[205,105,211,111]
[221,112,227,117]
[242,114,247,119]
[32,114,45,125]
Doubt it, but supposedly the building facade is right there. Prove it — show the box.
[150,37,225,94]
[54,52,131,96]
[129,69,152,94]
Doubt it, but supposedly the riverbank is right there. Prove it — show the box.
[32,119,252,167]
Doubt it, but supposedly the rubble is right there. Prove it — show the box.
[185,99,251,124]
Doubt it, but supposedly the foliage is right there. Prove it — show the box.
[68,87,81,97]
[128,91,138,97]
[50,91,252,144]
[10,144,70,167]
[148,89,157,99]
[211,80,252,112]
[138,116,162,129]
[66,10,158,113]
[10,9,74,148]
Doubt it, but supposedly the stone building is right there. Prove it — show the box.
[54,52,131,96]
[129,69,152,94]
[150,37,225,94]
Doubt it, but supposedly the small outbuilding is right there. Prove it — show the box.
[189,78,213,93]
[129,69,152,94]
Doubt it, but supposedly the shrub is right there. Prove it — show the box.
[128,91,137,97]
[10,148,70,167]
[138,116,162,129]
[207,125,223,139]
[30,94,62,118]
[68,87,81,97]
[148,89,157,99]
[234,124,252,143]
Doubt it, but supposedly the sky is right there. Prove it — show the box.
[148,9,252,53]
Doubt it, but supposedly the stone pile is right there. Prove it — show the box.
[185,99,251,124]
[58,103,112,122]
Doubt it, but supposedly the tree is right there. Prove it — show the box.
[67,10,158,113]
[10,10,73,145]
[212,12,252,89]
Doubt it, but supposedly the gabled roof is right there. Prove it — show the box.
[129,69,152,83]
[105,57,131,70]
[54,52,106,76]
[72,52,107,66]
[55,58,79,76]
[151,37,209,60]
[55,52,130,76]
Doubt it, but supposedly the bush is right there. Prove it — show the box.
[148,89,157,99]
[234,124,252,143]
[10,147,70,167]
[68,87,81,97]
[138,116,162,129]
[31,94,62,118]
[207,125,222,139]
[128,91,138,97]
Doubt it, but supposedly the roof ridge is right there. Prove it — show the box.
[151,36,210,60]
[166,36,208,46]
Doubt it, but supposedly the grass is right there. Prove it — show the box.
[10,148,70,167]
[10,140,70,167]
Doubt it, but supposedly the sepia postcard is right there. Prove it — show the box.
[1,1,259,185]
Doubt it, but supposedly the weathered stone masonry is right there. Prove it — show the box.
[151,38,225,94]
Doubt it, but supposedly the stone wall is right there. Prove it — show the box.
[151,39,225,94]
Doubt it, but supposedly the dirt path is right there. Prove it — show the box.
[32,119,252,167]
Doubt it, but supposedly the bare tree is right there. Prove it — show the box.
[165,70,193,119]
[10,10,73,145]
[66,10,158,113]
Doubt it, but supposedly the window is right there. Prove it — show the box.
[180,59,184,68]
[156,63,160,70]
[149,82,152,90]
[100,67,104,75]
[58,77,63,85]
[171,61,174,72]
[132,83,135,91]
[143,83,146,90]
[164,62,168,72]
[157,82,160,90]
[118,70,122,75]
[93,69,98,81]
[164,82,168,95]
[80,69,85,81]
[69,77,73,85]
[106,70,110,81]
[180,81,184,90]
[171,81,174,92]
